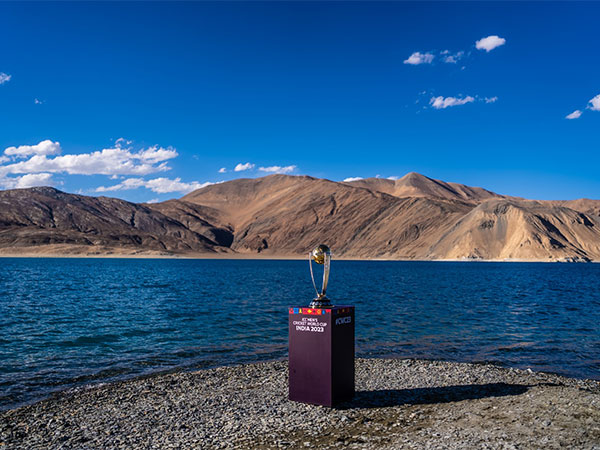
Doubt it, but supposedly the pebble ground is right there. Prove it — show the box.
[1,358,599,449]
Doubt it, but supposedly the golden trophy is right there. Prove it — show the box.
[289,243,355,406]
[309,244,332,308]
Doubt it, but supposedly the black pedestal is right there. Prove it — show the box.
[288,305,355,407]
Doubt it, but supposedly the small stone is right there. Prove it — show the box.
[1,358,598,449]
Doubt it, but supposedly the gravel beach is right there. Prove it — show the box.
[1,358,599,449]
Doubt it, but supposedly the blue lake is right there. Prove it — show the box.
[1,258,599,410]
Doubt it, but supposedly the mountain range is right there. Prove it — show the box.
[1,172,599,261]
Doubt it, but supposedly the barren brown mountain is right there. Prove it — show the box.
[0,187,231,256]
[1,174,599,261]
[344,172,503,203]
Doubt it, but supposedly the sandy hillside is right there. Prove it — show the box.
[1,174,599,261]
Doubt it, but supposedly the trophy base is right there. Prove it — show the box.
[288,305,355,407]
[309,296,331,308]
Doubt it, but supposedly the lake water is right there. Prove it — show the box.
[1,258,599,410]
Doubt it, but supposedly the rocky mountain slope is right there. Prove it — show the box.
[343,172,503,203]
[0,173,599,261]
[0,187,231,255]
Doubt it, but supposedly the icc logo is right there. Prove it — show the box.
[335,316,352,325]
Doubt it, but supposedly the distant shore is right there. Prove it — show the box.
[0,248,596,263]
[1,358,599,449]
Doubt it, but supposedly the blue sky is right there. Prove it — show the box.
[0,1,598,202]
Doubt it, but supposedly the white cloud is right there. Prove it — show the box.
[0,73,11,85]
[588,94,600,111]
[404,52,435,65]
[96,177,213,194]
[4,140,62,158]
[0,156,9,164]
[564,94,600,119]
[0,173,54,190]
[15,173,53,188]
[430,96,475,109]
[0,144,177,176]
[146,198,160,204]
[442,51,465,64]
[234,162,255,172]
[218,167,226,173]
[387,176,400,180]
[343,177,363,182]
[136,146,178,164]
[34,98,43,105]
[96,179,146,192]
[144,178,211,194]
[475,35,506,52]
[258,165,296,174]
[429,95,496,109]
[115,138,133,147]
[443,55,457,64]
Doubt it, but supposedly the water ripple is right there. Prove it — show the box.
[0,258,599,410]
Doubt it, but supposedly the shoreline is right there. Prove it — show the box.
[0,251,597,263]
[3,355,598,415]
[3,356,598,414]
[2,357,599,448]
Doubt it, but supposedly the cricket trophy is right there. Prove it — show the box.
[288,244,355,407]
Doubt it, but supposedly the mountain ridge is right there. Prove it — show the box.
[343,172,505,203]
[1,174,599,261]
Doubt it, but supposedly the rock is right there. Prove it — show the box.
[1,358,599,449]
